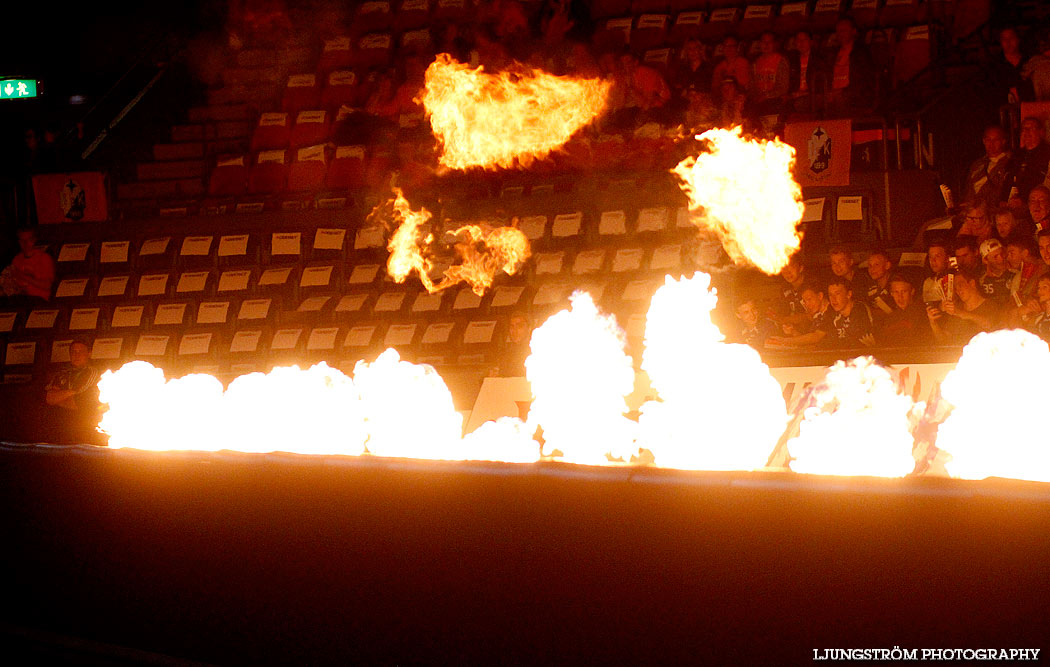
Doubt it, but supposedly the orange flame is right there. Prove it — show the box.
[787,358,922,477]
[380,189,531,295]
[672,127,804,275]
[637,273,788,470]
[421,54,610,170]
[525,291,638,465]
[936,330,1050,482]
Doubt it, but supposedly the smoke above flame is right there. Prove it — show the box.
[525,291,638,465]
[935,330,1050,482]
[380,189,531,295]
[422,54,610,170]
[672,127,804,275]
[787,358,922,477]
[637,273,787,470]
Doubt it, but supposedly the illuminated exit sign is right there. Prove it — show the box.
[0,79,38,99]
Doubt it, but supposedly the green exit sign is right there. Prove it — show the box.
[0,79,38,99]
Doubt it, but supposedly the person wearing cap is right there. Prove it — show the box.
[977,238,1016,304]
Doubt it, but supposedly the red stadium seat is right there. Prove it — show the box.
[880,0,925,28]
[318,36,354,73]
[631,14,670,54]
[281,74,321,113]
[894,24,932,86]
[700,7,738,41]
[249,150,289,194]
[353,1,393,34]
[364,149,396,189]
[851,0,881,29]
[249,112,290,151]
[287,145,327,192]
[643,48,672,75]
[400,28,433,56]
[593,17,632,53]
[208,156,248,196]
[669,12,703,45]
[810,0,845,32]
[738,4,775,38]
[393,0,431,31]
[290,110,330,149]
[775,1,811,36]
[434,0,470,22]
[355,33,393,68]
[320,70,362,111]
[326,146,367,189]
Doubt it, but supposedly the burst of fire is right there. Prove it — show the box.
[381,189,531,295]
[672,127,804,275]
[787,358,922,477]
[524,291,638,465]
[637,273,787,470]
[935,330,1050,482]
[421,54,610,170]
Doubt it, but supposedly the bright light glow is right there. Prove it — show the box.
[672,127,804,275]
[637,273,787,470]
[422,54,610,170]
[936,330,1050,482]
[525,292,638,465]
[460,417,539,463]
[787,358,921,477]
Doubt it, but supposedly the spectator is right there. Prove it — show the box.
[927,271,1000,345]
[956,200,995,243]
[669,38,711,103]
[1021,33,1050,101]
[827,16,877,113]
[826,277,875,348]
[492,312,532,377]
[1005,117,1050,205]
[963,125,1011,205]
[922,240,953,305]
[711,35,750,98]
[787,30,826,112]
[1038,228,1050,266]
[732,298,777,349]
[977,238,1015,304]
[993,206,1030,240]
[1028,185,1050,233]
[991,27,1030,104]
[1022,274,1050,341]
[766,281,834,348]
[620,51,671,115]
[715,77,752,130]
[43,340,103,445]
[953,235,981,275]
[879,273,932,346]
[1004,232,1046,302]
[750,31,790,121]
[776,253,808,327]
[864,249,895,318]
[0,227,55,304]
[828,245,873,298]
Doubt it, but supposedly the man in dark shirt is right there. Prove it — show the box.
[733,298,777,350]
[829,245,873,302]
[927,271,1000,345]
[776,253,808,333]
[1005,117,1050,205]
[953,235,981,275]
[865,248,895,319]
[878,274,932,346]
[766,281,834,349]
[977,238,1016,304]
[44,340,103,444]
[827,277,875,348]
[1026,275,1050,342]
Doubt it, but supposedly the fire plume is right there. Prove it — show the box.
[935,330,1050,482]
[787,358,921,477]
[672,127,804,275]
[637,273,787,470]
[380,190,531,295]
[525,292,637,465]
[421,54,610,170]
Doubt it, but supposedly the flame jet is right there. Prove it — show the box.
[379,189,530,295]
[636,273,788,470]
[421,54,610,170]
[672,127,804,275]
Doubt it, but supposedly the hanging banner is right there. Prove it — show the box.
[784,119,852,187]
[32,172,108,223]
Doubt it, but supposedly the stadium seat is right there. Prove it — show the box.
[590,0,631,20]
[400,29,433,56]
[175,270,211,296]
[700,7,739,40]
[54,277,91,302]
[353,1,393,34]
[851,0,881,29]
[355,33,393,69]
[136,273,171,299]
[249,150,289,193]
[599,210,629,238]
[320,71,362,111]
[775,1,811,35]
[178,235,216,270]
[250,112,291,151]
[98,241,132,274]
[237,298,275,324]
[56,242,92,276]
[96,275,131,301]
[738,4,775,38]
[134,332,174,367]
[810,0,845,32]
[434,0,470,21]
[394,0,431,31]
[282,74,321,113]
[593,17,632,53]
[632,14,670,53]
[318,36,354,73]
[152,301,191,329]
[0,310,20,335]
[136,237,176,271]
[551,211,584,242]
[194,300,232,327]
[880,0,925,28]
[290,111,330,149]
[24,308,60,333]
[208,156,248,197]
[894,25,932,86]
[288,145,328,192]
[669,11,703,44]
[109,304,146,330]
[217,234,258,268]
